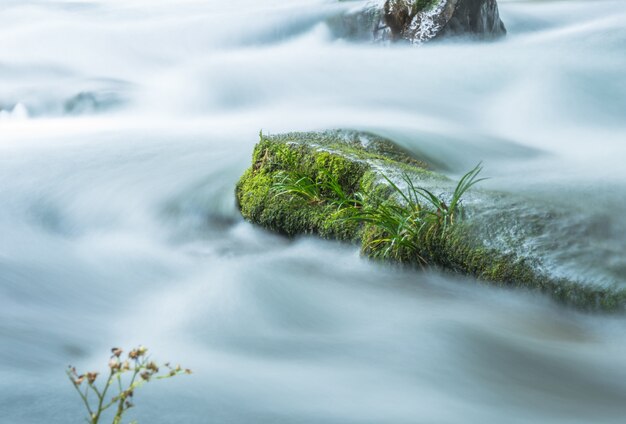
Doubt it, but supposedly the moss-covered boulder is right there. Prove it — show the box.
[236,130,626,312]
[329,0,506,44]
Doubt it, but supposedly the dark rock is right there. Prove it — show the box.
[64,91,125,115]
[436,0,506,39]
[329,0,506,44]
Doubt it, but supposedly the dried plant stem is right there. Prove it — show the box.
[67,346,191,424]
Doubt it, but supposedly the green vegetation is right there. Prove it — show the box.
[236,130,626,312]
[67,346,191,424]
[347,165,485,264]
[271,164,485,265]
[272,169,362,211]
[410,0,440,13]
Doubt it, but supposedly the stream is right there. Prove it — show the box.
[1,0,626,422]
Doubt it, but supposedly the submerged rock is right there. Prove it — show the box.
[329,0,506,44]
[236,130,626,312]
[64,91,125,115]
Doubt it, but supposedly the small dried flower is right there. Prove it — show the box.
[184,369,192,375]
[146,362,159,373]
[74,375,85,386]
[129,346,147,359]
[140,371,151,381]
[122,360,131,371]
[111,347,123,358]
[109,359,121,371]
[86,372,99,384]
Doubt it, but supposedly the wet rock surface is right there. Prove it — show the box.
[329,0,506,44]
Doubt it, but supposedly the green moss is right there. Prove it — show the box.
[411,0,440,13]
[236,132,370,240]
[235,168,271,223]
[236,130,626,312]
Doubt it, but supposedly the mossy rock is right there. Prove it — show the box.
[236,130,626,312]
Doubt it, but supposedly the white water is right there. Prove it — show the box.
[1,0,626,422]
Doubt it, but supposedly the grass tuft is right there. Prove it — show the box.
[271,163,486,266]
[271,169,363,211]
[271,171,323,204]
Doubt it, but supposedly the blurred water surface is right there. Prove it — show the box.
[1,0,626,422]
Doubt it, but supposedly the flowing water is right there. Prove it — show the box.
[2,0,626,422]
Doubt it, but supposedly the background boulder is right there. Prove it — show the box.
[329,0,506,44]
